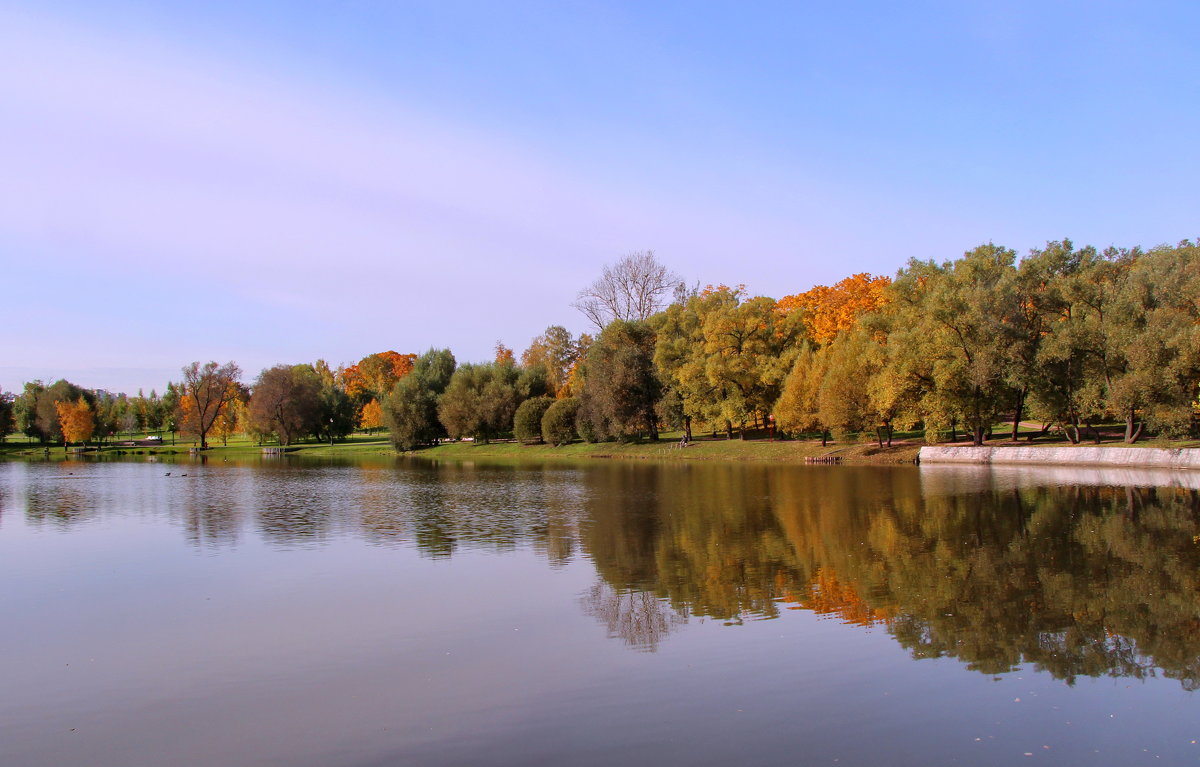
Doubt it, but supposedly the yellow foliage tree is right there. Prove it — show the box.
[360,398,384,431]
[212,388,245,446]
[55,397,95,445]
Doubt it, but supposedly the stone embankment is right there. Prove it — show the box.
[919,445,1200,470]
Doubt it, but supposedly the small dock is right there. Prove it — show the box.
[805,455,842,464]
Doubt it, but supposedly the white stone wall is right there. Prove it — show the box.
[919,445,1200,470]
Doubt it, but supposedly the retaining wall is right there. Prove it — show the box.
[919,445,1200,470]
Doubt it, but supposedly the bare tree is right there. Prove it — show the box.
[573,250,681,331]
[181,361,242,449]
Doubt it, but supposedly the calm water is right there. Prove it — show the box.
[3,457,1199,766]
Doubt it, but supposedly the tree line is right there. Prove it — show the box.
[2,241,1197,449]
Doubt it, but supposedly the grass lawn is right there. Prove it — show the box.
[4,420,1198,465]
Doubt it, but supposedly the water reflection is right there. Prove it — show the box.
[7,456,1200,686]
[579,580,688,652]
[576,463,1200,688]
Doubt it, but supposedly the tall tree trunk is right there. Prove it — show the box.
[683,415,693,442]
[821,430,828,447]
[1011,388,1025,442]
[972,423,984,446]
[875,427,883,448]
[885,424,893,447]
[1125,408,1143,443]
[949,419,957,443]
[739,420,747,440]
[725,420,733,440]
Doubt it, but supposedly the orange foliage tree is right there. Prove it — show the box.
[55,397,95,445]
[494,341,515,366]
[777,273,891,345]
[341,351,417,399]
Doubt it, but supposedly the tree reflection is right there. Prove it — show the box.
[580,463,1200,687]
[579,580,688,652]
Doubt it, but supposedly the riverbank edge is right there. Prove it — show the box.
[0,437,923,465]
[405,440,923,465]
[919,445,1200,470]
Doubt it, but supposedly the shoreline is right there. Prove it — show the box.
[0,436,923,465]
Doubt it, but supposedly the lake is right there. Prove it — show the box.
[2,456,1198,766]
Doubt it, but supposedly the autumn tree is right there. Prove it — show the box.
[34,380,91,444]
[359,399,384,432]
[777,272,891,345]
[247,364,322,446]
[574,250,681,331]
[55,397,95,446]
[775,342,830,444]
[494,342,515,366]
[521,325,589,397]
[213,394,245,446]
[341,351,417,401]
[654,285,803,439]
[180,361,243,449]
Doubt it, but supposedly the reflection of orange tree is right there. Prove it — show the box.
[581,463,1200,685]
[773,475,1200,687]
[785,567,895,627]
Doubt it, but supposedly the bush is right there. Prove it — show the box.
[541,397,579,446]
[514,396,555,444]
[575,394,606,443]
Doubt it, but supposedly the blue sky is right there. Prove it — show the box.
[2,1,1197,394]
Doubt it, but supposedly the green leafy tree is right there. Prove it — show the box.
[315,374,356,444]
[654,286,803,439]
[514,396,554,444]
[438,362,520,443]
[577,320,662,441]
[541,397,580,446]
[35,379,91,444]
[0,389,15,442]
[14,382,43,441]
[384,349,456,451]
[887,245,1018,444]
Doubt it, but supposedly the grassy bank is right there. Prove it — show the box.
[9,422,1198,466]
[0,431,921,465]
[408,435,922,464]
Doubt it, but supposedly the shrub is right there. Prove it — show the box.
[514,396,555,444]
[541,397,580,446]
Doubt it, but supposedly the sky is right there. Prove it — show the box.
[2,1,1198,394]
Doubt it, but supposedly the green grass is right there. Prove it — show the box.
[6,419,1200,466]
[0,429,920,464]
